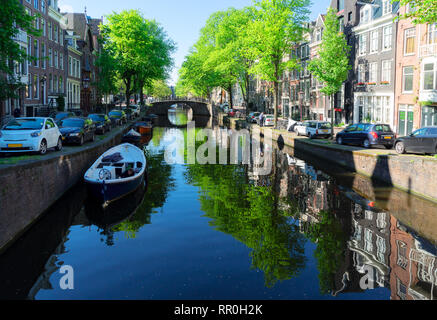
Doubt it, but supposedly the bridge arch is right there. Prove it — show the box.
[148,98,211,117]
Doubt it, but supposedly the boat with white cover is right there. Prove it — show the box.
[84,143,146,204]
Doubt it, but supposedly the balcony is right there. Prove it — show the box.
[419,43,437,58]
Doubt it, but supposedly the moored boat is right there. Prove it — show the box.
[84,143,146,205]
[134,121,153,135]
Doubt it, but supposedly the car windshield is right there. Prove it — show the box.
[266,116,274,119]
[374,125,392,133]
[109,111,122,117]
[3,119,45,130]
[320,123,332,129]
[59,119,85,128]
[89,115,105,121]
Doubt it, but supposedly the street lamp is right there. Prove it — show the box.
[40,75,47,107]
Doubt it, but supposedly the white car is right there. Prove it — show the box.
[0,117,63,155]
[295,121,310,136]
[306,121,333,139]
[263,115,275,126]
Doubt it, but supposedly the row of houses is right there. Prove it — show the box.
[230,0,437,136]
[0,0,103,120]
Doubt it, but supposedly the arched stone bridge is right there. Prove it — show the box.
[147,98,212,117]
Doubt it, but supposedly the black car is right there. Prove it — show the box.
[88,114,112,134]
[54,112,75,125]
[336,123,395,149]
[395,127,437,155]
[109,110,127,126]
[58,117,96,145]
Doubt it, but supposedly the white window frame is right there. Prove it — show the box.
[359,33,368,56]
[403,66,414,93]
[423,62,437,91]
[428,24,437,44]
[381,60,391,83]
[360,7,370,24]
[358,64,366,83]
[383,25,392,51]
[370,30,378,53]
[369,62,378,83]
[404,28,416,56]
[382,0,391,16]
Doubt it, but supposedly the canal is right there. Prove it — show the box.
[1,110,437,300]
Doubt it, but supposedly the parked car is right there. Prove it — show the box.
[336,123,395,149]
[88,114,112,134]
[109,110,127,126]
[394,127,437,155]
[307,121,333,139]
[0,117,63,155]
[263,115,275,127]
[53,112,75,125]
[295,121,310,136]
[129,105,141,118]
[123,107,133,121]
[58,117,96,146]
[247,112,261,123]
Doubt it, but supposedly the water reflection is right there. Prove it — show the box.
[1,126,437,300]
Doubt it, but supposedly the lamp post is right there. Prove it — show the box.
[299,91,304,122]
[40,74,47,108]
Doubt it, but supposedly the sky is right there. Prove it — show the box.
[59,0,332,86]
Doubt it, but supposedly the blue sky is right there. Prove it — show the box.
[59,0,331,85]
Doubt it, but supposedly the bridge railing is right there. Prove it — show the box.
[152,96,210,104]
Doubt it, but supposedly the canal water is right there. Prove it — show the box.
[1,111,437,300]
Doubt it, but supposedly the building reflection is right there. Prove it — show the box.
[270,145,437,298]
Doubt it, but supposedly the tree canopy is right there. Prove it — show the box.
[394,0,437,25]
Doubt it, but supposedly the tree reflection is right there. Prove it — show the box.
[185,162,307,288]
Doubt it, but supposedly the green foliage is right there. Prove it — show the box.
[145,79,172,98]
[0,0,41,102]
[394,0,437,25]
[243,0,310,124]
[100,10,175,104]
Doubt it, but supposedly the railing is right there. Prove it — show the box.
[419,43,437,58]
[152,96,209,104]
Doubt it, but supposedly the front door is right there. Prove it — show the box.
[398,106,414,137]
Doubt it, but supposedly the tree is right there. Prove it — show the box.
[146,79,172,99]
[244,0,310,126]
[100,10,175,107]
[94,34,118,112]
[308,7,351,139]
[394,0,437,25]
[0,0,40,114]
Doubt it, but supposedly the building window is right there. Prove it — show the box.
[338,0,344,11]
[34,0,38,9]
[348,11,353,22]
[48,22,52,41]
[376,235,386,264]
[26,75,31,99]
[59,76,63,92]
[370,30,378,53]
[424,63,437,90]
[383,26,392,50]
[397,278,407,300]
[369,62,378,83]
[428,24,437,44]
[359,34,367,56]
[33,39,39,67]
[27,36,32,66]
[33,74,38,99]
[48,48,52,67]
[404,28,416,55]
[382,0,391,16]
[54,50,58,69]
[364,229,373,253]
[381,60,391,83]
[339,17,344,33]
[60,53,63,70]
[41,43,46,69]
[49,74,52,92]
[41,0,46,13]
[403,66,414,93]
[358,64,366,83]
[360,8,370,24]
[54,25,58,43]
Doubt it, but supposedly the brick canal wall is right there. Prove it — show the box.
[0,130,125,253]
[254,126,437,203]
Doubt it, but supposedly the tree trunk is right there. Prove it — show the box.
[124,76,132,108]
[331,94,335,140]
[139,81,145,107]
[228,85,233,109]
[273,80,279,127]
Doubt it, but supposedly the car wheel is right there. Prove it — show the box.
[396,142,406,154]
[363,139,371,149]
[39,140,48,155]
[337,137,343,145]
[385,145,393,150]
[55,138,63,151]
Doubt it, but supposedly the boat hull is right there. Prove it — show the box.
[86,171,145,204]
